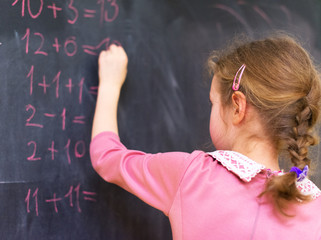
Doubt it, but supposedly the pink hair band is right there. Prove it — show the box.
[232,64,246,91]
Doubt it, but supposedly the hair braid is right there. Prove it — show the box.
[288,105,315,168]
[265,100,316,216]
[266,83,320,215]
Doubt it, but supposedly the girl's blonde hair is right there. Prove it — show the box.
[208,33,321,216]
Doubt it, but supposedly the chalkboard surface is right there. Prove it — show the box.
[0,0,320,239]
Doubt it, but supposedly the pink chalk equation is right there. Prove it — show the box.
[21,29,77,57]
[26,66,89,104]
[27,139,87,164]
[12,0,119,25]
[21,28,120,58]
[25,184,97,216]
[25,104,85,131]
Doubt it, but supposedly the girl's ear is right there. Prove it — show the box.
[231,91,247,125]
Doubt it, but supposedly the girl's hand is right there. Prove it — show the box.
[98,44,128,90]
[92,45,128,138]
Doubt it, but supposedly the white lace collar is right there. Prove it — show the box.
[208,150,321,200]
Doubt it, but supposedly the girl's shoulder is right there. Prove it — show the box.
[207,150,321,200]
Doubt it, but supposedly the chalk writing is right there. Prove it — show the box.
[27,139,87,164]
[67,0,78,24]
[47,2,62,19]
[11,0,44,18]
[26,66,95,104]
[12,0,119,24]
[21,28,119,57]
[12,0,120,219]
[25,185,97,216]
[25,104,44,128]
[82,37,121,56]
[25,188,39,216]
[25,105,85,130]
[27,141,42,161]
[98,0,119,24]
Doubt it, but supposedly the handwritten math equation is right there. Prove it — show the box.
[25,65,98,105]
[25,184,97,216]
[21,28,120,57]
[12,0,119,25]
[26,104,86,130]
[27,139,86,164]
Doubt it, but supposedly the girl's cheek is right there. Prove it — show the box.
[209,111,219,146]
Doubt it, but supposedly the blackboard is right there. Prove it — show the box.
[0,0,320,239]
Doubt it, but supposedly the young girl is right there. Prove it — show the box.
[90,35,321,239]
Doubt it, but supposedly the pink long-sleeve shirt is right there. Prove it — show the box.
[90,131,321,240]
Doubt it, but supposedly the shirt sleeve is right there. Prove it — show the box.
[90,131,202,215]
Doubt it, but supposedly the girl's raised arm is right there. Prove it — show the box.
[91,45,128,139]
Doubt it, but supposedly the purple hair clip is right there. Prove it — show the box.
[232,64,246,91]
[290,165,309,182]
